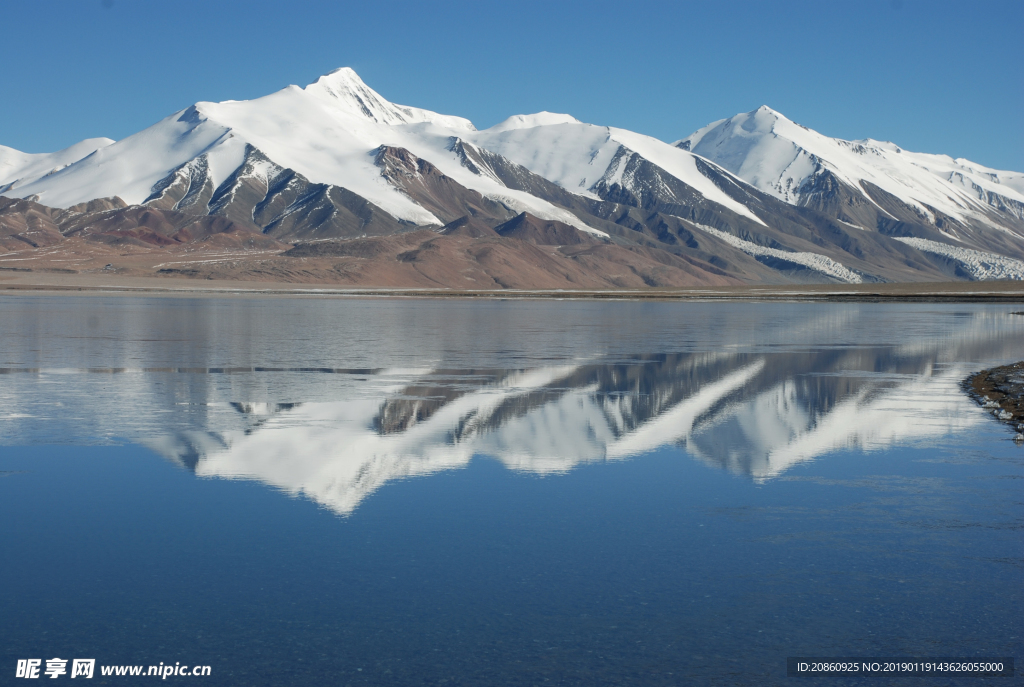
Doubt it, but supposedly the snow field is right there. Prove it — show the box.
[689,222,863,284]
[892,236,1024,280]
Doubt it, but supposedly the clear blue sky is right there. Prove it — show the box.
[2,0,1021,170]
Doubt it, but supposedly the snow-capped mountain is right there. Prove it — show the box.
[0,68,597,232]
[677,106,1024,259]
[2,69,1022,285]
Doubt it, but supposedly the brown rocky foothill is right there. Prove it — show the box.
[0,202,746,289]
[0,195,287,252]
[1,183,759,289]
[277,219,739,289]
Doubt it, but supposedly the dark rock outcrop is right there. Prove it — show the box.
[494,212,600,246]
[966,360,1024,440]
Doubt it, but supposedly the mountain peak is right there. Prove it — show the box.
[749,105,794,127]
[304,67,475,131]
[488,112,582,132]
[309,67,367,92]
[304,66,396,120]
[742,105,790,131]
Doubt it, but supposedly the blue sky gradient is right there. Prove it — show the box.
[1,0,1020,170]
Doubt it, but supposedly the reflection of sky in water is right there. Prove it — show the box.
[1,299,1021,515]
[1,297,1022,686]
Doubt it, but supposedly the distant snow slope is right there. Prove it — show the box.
[892,237,1024,280]
[0,138,115,196]
[677,106,1024,230]
[487,112,582,132]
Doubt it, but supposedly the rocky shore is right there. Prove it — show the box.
[967,359,1024,442]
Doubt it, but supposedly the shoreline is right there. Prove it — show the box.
[1,272,1024,302]
[966,361,1024,441]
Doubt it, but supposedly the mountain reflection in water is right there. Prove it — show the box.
[1,303,1019,516]
[153,351,987,515]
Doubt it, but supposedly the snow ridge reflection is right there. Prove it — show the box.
[2,307,1018,516]
[152,347,988,515]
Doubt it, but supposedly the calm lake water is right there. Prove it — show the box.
[1,296,1021,686]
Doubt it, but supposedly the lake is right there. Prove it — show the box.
[1,295,1021,685]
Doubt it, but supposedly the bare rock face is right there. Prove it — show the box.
[144,155,216,215]
[0,197,64,250]
[374,145,515,225]
[260,182,411,242]
[62,197,128,215]
[440,216,500,238]
[0,195,285,252]
[494,212,601,246]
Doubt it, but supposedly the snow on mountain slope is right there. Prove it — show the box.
[677,106,1024,231]
[376,126,607,234]
[5,75,446,223]
[470,121,615,199]
[5,108,250,211]
[187,84,445,224]
[5,69,1020,276]
[689,222,863,283]
[487,112,582,132]
[892,236,1024,280]
[2,68,604,232]
[471,120,767,225]
[0,138,115,195]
